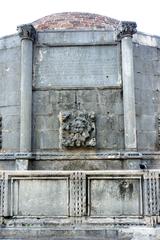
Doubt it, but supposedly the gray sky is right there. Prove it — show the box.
[0,0,159,37]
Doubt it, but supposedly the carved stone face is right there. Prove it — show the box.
[59,111,96,148]
[70,117,87,133]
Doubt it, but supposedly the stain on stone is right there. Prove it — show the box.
[119,180,133,199]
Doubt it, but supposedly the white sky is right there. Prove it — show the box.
[0,0,160,37]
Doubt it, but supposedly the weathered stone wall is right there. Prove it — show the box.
[0,31,160,165]
[0,27,160,239]
[32,35,124,152]
[134,41,160,151]
[0,35,21,152]
[33,89,124,151]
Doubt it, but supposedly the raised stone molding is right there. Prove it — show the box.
[144,171,159,226]
[157,115,160,147]
[17,24,36,41]
[1,151,160,160]
[117,21,137,39]
[70,172,86,224]
[59,111,96,148]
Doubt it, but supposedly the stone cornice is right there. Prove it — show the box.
[0,151,160,160]
[17,24,36,41]
[117,21,137,39]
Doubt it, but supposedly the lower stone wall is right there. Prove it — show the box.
[0,170,160,226]
[0,169,160,239]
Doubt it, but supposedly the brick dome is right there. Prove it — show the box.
[32,12,119,31]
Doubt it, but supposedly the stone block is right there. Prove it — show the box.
[2,130,20,151]
[77,90,98,106]
[33,91,52,115]
[0,91,20,107]
[0,35,20,50]
[136,101,154,115]
[33,130,59,150]
[0,106,20,116]
[136,114,156,131]
[0,48,20,107]
[33,115,59,131]
[137,131,156,151]
[3,115,20,131]
[97,130,118,149]
[96,114,123,150]
[0,160,15,170]
[54,91,76,111]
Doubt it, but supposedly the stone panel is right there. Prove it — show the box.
[33,45,121,88]
[11,178,69,216]
[37,30,115,46]
[88,177,142,217]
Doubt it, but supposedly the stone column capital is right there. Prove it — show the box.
[17,24,36,42]
[117,21,137,39]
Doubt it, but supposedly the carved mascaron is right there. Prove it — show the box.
[59,111,96,148]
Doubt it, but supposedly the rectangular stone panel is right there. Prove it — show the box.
[11,178,69,216]
[34,45,121,87]
[88,177,142,217]
[37,31,115,46]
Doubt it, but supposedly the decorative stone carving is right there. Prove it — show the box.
[17,24,36,41]
[117,21,137,39]
[144,171,159,226]
[70,172,86,223]
[59,111,96,148]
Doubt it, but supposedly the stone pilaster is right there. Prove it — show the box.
[16,24,36,170]
[118,21,137,150]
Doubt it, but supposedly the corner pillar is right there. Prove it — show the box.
[16,24,36,170]
[118,21,137,151]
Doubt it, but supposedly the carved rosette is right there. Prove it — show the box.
[117,21,137,39]
[59,111,96,148]
[17,24,36,41]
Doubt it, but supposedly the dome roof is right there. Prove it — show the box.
[32,12,119,31]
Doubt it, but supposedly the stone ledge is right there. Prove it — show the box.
[0,227,158,240]
[0,151,160,160]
